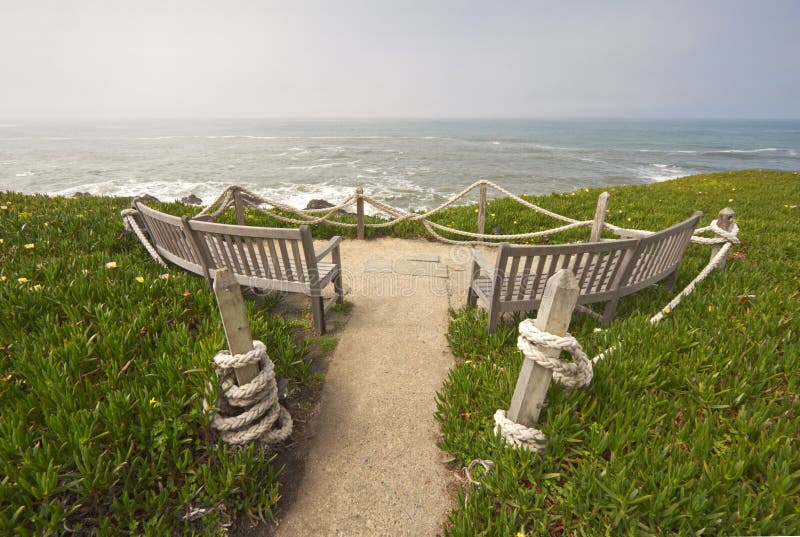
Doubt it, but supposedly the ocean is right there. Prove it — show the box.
[1,119,798,210]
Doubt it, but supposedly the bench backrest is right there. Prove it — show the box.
[620,211,702,294]
[135,201,320,290]
[135,201,207,275]
[495,239,639,304]
[187,219,319,287]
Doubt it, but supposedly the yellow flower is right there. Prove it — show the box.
[105,261,118,269]
[18,277,29,284]
[728,198,734,203]
[81,268,89,275]
[135,276,145,284]
[32,284,43,291]
[0,239,4,244]
[43,222,49,227]
[662,306,672,315]
[0,206,6,210]
[0,275,6,281]
[149,397,160,407]
[24,243,35,249]
[627,217,631,222]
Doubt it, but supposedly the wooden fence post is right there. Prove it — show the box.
[356,186,365,240]
[233,189,246,226]
[507,269,579,426]
[477,183,487,235]
[711,207,735,270]
[213,268,259,385]
[589,191,610,242]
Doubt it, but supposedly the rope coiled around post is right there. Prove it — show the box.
[210,340,293,446]
[494,321,593,453]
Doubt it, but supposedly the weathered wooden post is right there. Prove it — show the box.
[233,188,246,226]
[356,186,365,240]
[589,191,610,242]
[213,268,259,385]
[507,269,579,426]
[477,183,487,235]
[711,207,735,270]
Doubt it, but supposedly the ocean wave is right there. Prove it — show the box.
[636,164,687,183]
[713,147,780,153]
[286,162,344,171]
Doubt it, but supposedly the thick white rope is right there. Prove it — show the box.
[493,216,739,452]
[190,182,589,244]
[210,340,293,446]
[494,321,593,452]
[593,220,740,362]
[120,208,167,267]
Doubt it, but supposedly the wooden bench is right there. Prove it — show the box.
[134,201,344,335]
[467,212,702,332]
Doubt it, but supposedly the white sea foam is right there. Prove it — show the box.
[15,171,35,177]
[286,162,343,170]
[636,164,687,182]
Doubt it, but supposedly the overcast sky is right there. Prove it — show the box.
[1,0,798,120]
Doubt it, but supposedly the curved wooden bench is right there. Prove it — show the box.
[468,211,702,332]
[134,201,344,335]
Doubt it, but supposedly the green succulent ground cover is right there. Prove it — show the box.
[0,170,797,535]
[435,170,800,536]
[0,194,312,535]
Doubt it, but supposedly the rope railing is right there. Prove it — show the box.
[187,183,740,257]
[191,181,596,245]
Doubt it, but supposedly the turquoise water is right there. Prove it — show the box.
[1,119,798,209]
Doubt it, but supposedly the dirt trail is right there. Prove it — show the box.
[272,238,476,537]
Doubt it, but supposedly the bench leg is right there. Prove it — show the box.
[333,269,344,304]
[664,268,679,291]
[311,296,326,335]
[487,306,500,334]
[601,299,619,324]
[467,285,478,307]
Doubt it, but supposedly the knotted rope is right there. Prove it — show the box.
[210,340,293,446]
[494,321,593,453]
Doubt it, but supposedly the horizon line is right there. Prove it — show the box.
[2,115,800,123]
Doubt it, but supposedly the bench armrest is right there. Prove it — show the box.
[612,227,653,239]
[315,236,342,262]
[471,250,495,275]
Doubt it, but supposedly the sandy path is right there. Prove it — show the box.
[273,238,476,537]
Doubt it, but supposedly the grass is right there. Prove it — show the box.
[435,170,800,536]
[0,194,313,535]
[0,170,798,535]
